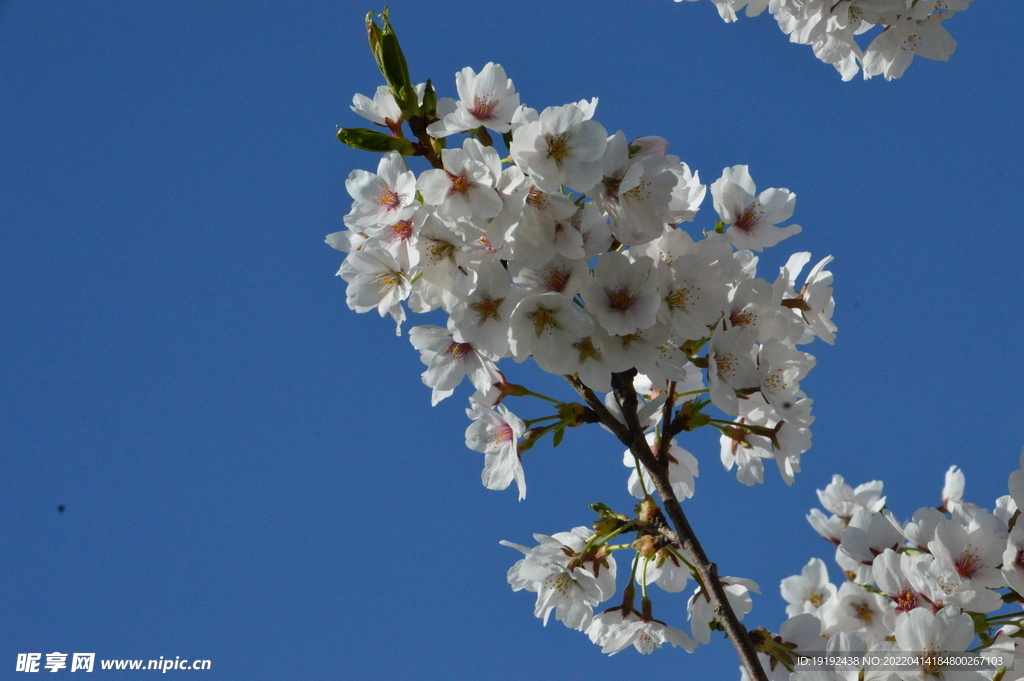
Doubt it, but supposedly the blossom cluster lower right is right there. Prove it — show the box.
[755,456,1024,680]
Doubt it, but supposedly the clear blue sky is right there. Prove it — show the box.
[2,1,1022,679]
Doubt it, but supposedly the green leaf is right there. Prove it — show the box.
[366,8,417,115]
[421,79,438,118]
[336,127,414,154]
[967,610,989,634]
[588,502,620,519]
[552,426,564,447]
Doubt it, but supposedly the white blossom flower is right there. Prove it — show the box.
[638,551,691,593]
[587,609,695,655]
[408,323,501,405]
[564,325,618,393]
[1003,524,1024,596]
[500,527,616,630]
[510,253,588,299]
[839,509,905,565]
[510,102,608,193]
[688,576,759,644]
[408,215,475,313]
[707,326,760,415]
[416,138,503,222]
[893,607,984,681]
[622,433,699,501]
[724,276,793,343]
[338,247,413,334]
[823,581,892,642]
[505,185,578,268]
[580,252,660,336]
[595,321,672,377]
[807,508,847,544]
[655,250,731,342]
[771,252,838,346]
[862,3,958,81]
[1009,449,1024,512]
[344,152,417,229]
[350,84,402,128]
[711,165,801,252]
[817,475,886,518]
[508,292,594,374]
[447,261,521,359]
[427,62,520,136]
[927,518,1006,591]
[758,338,815,416]
[465,399,526,499]
[781,557,837,617]
[592,132,679,246]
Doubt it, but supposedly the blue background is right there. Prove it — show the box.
[2,1,1022,678]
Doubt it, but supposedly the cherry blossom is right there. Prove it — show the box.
[500,527,617,630]
[711,165,801,252]
[427,62,520,136]
[465,400,527,499]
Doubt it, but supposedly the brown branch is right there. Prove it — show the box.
[657,380,677,463]
[564,373,769,681]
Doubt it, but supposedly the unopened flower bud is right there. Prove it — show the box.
[633,534,659,559]
[495,381,529,399]
[593,516,624,537]
[557,402,588,428]
[635,497,662,526]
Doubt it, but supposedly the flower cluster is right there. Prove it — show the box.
[329,60,836,502]
[675,0,972,80]
[499,513,761,656]
[330,12,838,667]
[753,458,1024,680]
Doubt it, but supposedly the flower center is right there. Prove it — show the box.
[954,545,982,578]
[730,309,755,327]
[371,272,398,295]
[602,176,622,200]
[449,173,472,195]
[530,307,558,335]
[666,286,696,311]
[470,298,502,322]
[544,571,574,600]
[922,647,941,676]
[894,587,918,612]
[625,179,653,202]
[619,333,642,348]
[425,240,455,264]
[543,268,569,293]
[526,186,549,210]
[441,341,472,363]
[572,337,601,361]
[470,94,497,120]
[608,287,634,311]
[547,133,571,162]
[488,422,514,446]
[374,184,402,209]
[715,352,734,376]
[387,219,414,242]
[763,370,786,392]
[733,204,763,233]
